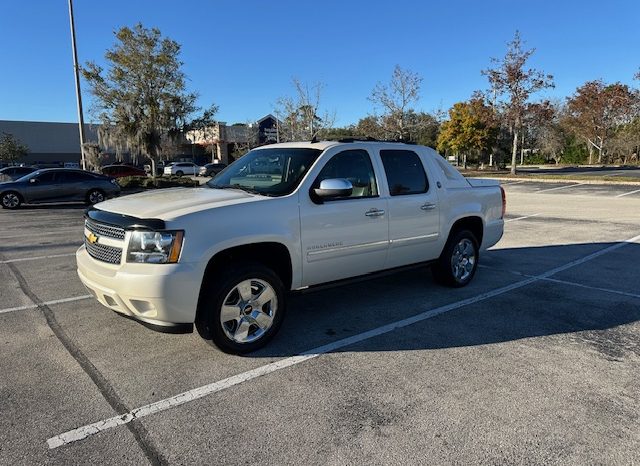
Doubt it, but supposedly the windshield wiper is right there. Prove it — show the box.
[210,184,270,196]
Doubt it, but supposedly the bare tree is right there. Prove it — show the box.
[483,31,554,174]
[274,79,335,141]
[368,65,423,140]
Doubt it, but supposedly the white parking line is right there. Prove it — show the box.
[615,188,640,198]
[0,253,77,264]
[502,180,525,185]
[479,265,640,300]
[0,295,92,315]
[536,183,583,193]
[0,228,83,240]
[46,232,640,450]
[504,213,541,223]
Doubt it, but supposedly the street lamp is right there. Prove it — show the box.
[68,0,86,170]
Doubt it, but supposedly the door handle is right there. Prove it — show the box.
[420,203,437,211]
[365,208,385,217]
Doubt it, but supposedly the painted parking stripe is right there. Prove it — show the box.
[615,188,640,198]
[0,253,77,264]
[504,213,541,223]
[0,229,83,240]
[479,265,640,300]
[0,295,92,315]
[46,232,640,450]
[536,183,583,193]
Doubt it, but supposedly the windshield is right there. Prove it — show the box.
[207,148,321,196]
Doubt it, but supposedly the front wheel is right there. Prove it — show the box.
[175,170,184,177]
[1,191,22,209]
[86,189,105,205]
[196,263,286,354]
[432,230,479,287]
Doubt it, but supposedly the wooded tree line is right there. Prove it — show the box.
[314,31,640,173]
[77,24,640,174]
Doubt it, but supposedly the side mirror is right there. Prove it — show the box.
[313,178,353,200]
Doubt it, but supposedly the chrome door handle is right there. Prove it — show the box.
[421,203,437,211]
[365,208,385,217]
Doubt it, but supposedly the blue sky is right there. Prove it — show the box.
[1,0,639,126]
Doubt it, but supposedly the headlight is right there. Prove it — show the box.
[127,230,184,264]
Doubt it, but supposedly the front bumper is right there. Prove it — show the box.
[76,245,202,326]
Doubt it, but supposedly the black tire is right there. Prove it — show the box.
[432,229,479,288]
[1,191,22,209]
[86,189,106,205]
[196,263,286,354]
[175,170,184,177]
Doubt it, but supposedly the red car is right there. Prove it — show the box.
[101,165,147,178]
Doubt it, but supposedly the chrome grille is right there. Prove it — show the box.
[85,219,125,240]
[85,239,122,264]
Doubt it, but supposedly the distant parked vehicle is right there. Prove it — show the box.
[164,162,199,177]
[0,168,120,209]
[0,166,37,181]
[198,162,227,177]
[101,165,147,178]
[64,162,80,169]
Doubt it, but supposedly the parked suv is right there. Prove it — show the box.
[164,162,199,177]
[76,141,504,353]
[198,162,227,177]
[0,166,37,181]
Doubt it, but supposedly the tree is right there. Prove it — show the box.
[82,24,201,179]
[274,79,335,141]
[483,31,554,174]
[186,104,220,162]
[369,65,423,140]
[608,118,640,164]
[437,95,498,168]
[81,142,102,170]
[565,80,638,164]
[0,133,29,163]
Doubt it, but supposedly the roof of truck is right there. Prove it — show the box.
[253,139,425,151]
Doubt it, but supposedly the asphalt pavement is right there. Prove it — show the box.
[0,181,639,464]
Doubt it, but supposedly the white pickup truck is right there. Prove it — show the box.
[77,140,505,353]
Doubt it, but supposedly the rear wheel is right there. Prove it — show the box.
[1,191,22,209]
[86,189,105,205]
[196,263,286,354]
[432,229,479,287]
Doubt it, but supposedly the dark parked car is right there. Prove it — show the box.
[198,162,227,177]
[0,168,120,209]
[101,165,147,178]
[0,166,37,181]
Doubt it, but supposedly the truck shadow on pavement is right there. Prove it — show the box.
[252,241,640,359]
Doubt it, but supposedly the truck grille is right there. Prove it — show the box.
[85,240,123,264]
[85,219,125,240]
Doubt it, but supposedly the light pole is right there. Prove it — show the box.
[68,0,86,170]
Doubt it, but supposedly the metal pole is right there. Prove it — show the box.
[68,0,86,170]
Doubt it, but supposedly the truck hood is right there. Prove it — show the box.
[95,187,260,219]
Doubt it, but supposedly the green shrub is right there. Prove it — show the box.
[117,175,199,190]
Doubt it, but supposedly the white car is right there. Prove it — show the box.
[77,140,505,353]
[163,162,199,177]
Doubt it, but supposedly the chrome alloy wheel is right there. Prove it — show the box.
[220,279,277,344]
[89,190,105,204]
[2,193,20,208]
[451,238,476,283]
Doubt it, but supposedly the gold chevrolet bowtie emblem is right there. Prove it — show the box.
[87,232,99,244]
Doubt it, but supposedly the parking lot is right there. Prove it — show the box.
[1,181,639,464]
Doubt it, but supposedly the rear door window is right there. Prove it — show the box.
[380,150,429,196]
